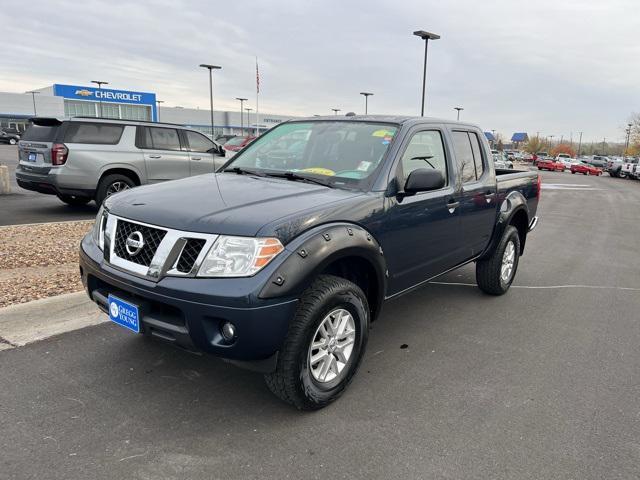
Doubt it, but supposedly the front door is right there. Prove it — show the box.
[378,128,464,296]
[140,126,190,183]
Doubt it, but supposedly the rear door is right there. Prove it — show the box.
[18,119,63,173]
[182,130,222,175]
[450,129,498,258]
[138,126,190,182]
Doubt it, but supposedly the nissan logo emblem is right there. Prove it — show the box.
[125,231,145,256]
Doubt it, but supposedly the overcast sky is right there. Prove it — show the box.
[2,0,639,142]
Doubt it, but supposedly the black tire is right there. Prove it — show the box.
[95,174,135,206]
[57,194,91,206]
[476,225,521,296]
[264,275,370,410]
[571,171,575,174]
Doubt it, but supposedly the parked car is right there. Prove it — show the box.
[80,116,540,410]
[215,134,236,144]
[588,155,609,168]
[0,128,20,145]
[223,135,256,152]
[16,117,227,206]
[606,157,625,177]
[533,151,550,166]
[492,150,513,169]
[537,158,566,171]
[554,153,576,170]
[570,162,602,175]
[620,158,639,179]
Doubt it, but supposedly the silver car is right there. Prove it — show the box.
[16,117,227,206]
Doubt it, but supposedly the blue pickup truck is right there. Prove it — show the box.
[80,116,540,409]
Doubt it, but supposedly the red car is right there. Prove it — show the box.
[224,135,256,152]
[570,162,602,176]
[537,158,566,172]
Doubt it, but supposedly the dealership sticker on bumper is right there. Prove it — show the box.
[108,295,140,333]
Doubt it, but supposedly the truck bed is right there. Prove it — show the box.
[495,168,539,220]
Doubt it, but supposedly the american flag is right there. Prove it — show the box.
[256,58,260,94]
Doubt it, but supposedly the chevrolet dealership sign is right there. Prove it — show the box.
[53,84,155,106]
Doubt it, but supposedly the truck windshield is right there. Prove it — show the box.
[227,121,398,188]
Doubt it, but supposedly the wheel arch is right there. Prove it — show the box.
[480,190,530,259]
[97,166,143,189]
[259,223,387,321]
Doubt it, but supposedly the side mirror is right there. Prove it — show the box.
[404,168,445,194]
[209,145,226,157]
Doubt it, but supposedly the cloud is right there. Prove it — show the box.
[1,0,638,142]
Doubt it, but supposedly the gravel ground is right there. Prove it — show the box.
[0,221,93,307]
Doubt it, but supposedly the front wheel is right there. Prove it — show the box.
[476,225,521,295]
[264,275,370,410]
[9,138,17,145]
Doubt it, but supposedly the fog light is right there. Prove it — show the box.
[221,322,236,341]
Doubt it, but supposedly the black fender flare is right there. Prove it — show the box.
[259,223,387,318]
[479,190,530,259]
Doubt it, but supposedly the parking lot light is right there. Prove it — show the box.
[90,80,109,117]
[332,108,341,115]
[236,98,248,135]
[413,30,440,116]
[155,100,164,122]
[360,92,373,114]
[245,107,253,135]
[199,64,222,138]
[454,107,463,121]
[25,90,40,116]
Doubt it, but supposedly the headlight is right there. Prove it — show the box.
[91,205,107,251]
[197,236,284,277]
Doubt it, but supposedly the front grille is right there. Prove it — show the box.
[113,220,167,267]
[176,238,206,273]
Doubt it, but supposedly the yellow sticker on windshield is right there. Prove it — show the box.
[301,167,336,176]
[372,129,395,138]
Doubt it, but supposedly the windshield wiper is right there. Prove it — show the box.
[224,166,265,177]
[264,171,334,188]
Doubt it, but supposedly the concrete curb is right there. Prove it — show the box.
[0,165,10,194]
[0,291,106,349]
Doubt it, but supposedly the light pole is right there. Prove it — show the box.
[625,123,632,155]
[199,64,222,138]
[360,92,373,114]
[413,30,440,116]
[236,97,247,135]
[91,80,109,117]
[245,108,253,135]
[549,135,555,149]
[155,100,164,122]
[25,91,40,116]
[332,108,341,115]
[577,132,583,157]
[454,107,463,121]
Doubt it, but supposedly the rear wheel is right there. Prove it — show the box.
[476,225,521,296]
[264,275,369,410]
[95,174,135,206]
[9,138,17,145]
[57,194,91,206]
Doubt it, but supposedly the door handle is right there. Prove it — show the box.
[191,157,202,161]
[446,200,460,213]
[148,155,161,159]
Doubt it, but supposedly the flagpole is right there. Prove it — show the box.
[256,56,259,136]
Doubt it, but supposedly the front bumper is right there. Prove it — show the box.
[79,235,298,372]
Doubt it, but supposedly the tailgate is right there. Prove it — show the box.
[17,119,63,173]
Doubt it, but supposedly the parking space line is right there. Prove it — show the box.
[429,281,640,291]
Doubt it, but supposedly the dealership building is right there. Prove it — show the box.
[0,84,295,136]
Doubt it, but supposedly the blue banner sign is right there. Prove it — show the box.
[53,84,156,106]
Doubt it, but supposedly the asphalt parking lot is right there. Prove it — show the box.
[1,169,640,479]
[0,145,97,226]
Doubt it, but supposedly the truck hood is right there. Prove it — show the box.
[105,173,366,239]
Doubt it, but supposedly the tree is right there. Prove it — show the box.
[524,136,543,153]
[551,143,576,157]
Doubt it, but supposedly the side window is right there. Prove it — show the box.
[468,132,485,179]
[147,127,181,151]
[451,131,476,183]
[399,130,447,184]
[64,123,124,145]
[185,130,214,153]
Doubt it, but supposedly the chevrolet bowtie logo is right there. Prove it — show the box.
[75,89,93,97]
